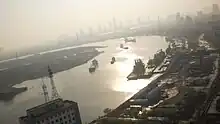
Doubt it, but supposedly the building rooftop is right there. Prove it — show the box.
[20,98,78,121]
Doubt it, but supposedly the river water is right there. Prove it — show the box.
[0,36,168,124]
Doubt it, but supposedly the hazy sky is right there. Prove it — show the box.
[0,0,219,50]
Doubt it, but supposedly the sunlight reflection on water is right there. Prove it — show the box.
[0,36,168,124]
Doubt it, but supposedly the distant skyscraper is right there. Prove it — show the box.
[176,12,181,23]
[75,33,79,40]
[79,29,85,37]
[19,98,82,124]
[88,27,94,36]
[112,17,117,30]
[212,4,220,15]
[184,16,194,25]
[212,4,220,21]
[147,16,150,21]
[103,25,107,32]
[107,21,113,31]
[167,14,176,22]
[137,17,141,24]
[119,21,123,29]
[197,11,203,18]
[97,24,103,33]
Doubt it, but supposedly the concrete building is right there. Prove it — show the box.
[212,4,220,15]
[19,98,82,124]
[210,20,220,39]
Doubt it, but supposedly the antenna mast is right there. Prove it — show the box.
[48,66,60,100]
[41,78,49,103]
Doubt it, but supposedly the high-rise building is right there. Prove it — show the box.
[88,27,94,36]
[176,12,181,23]
[19,67,82,124]
[212,4,220,21]
[119,21,123,29]
[19,98,82,124]
[112,17,117,30]
[75,33,79,40]
[97,24,103,33]
[184,16,194,25]
[137,17,141,25]
[212,4,220,15]
[108,21,113,31]
[79,29,85,37]
[197,11,203,18]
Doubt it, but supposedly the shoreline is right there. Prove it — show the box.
[89,35,220,123]
[0,46,104,101]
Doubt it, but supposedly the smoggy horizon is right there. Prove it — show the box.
[0,0,219,50]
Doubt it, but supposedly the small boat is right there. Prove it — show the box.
[89,65,96,73]
[123,46,128,49]
[111,57,116,64]
[124,37,136,43]
[89,59,99,73]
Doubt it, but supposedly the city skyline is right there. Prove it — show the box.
[0,0,219,50]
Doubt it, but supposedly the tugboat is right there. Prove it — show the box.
[111,57,116,64]
[89,59,99,73]
[124,37,136,43]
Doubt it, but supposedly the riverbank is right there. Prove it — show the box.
[0,46,104,101]
[90,37,219,124]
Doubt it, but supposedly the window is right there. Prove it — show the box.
[69,120,71,123]
[56,119,58,122]
[63,116,66,119]
[60,118,63,121]
[72,117,75,121]
[51,121,54,124]
[68,115,70,118]
[41,120,44,123]
[65,121,67,124]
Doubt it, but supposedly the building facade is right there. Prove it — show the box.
[19,98,82,124]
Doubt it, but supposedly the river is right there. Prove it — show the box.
[0,36,168,124]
